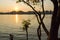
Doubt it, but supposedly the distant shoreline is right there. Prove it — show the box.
[0,13,52,15]
[0,11,53,15]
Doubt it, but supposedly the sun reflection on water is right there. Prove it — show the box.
[16,14,18,23]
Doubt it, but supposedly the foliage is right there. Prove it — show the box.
[16,0,40,5]
[22,19,31,30]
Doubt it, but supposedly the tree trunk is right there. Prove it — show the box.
[57,1,60,40]
[49,0,59,40]
[26,28,28,40]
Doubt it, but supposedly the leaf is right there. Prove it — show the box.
[16,1,19,3]
[22,19,31,31]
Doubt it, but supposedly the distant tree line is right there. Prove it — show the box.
[0,11,53,15]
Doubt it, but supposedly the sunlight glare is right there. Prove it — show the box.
[16,14,18,23]
[24,0,26,1]
[14,6,19,12]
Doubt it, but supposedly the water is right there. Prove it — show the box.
[0,14,60,40]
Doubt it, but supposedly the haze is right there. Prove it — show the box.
[0,0,53,12]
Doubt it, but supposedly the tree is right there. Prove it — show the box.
[49,0,60,40]
[22,19,31,40]
[16,0,60,40]
[16,0,49,40]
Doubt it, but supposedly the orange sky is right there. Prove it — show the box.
[0,0,54,12]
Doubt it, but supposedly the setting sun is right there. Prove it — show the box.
[14,6,19,12]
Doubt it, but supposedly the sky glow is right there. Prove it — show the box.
[0,0,53,12]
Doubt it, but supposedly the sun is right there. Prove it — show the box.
[14,6,19,12]
[13,6,19,23]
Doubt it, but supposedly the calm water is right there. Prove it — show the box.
[0,14,60,40]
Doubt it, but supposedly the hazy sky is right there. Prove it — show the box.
[0,0,54,12]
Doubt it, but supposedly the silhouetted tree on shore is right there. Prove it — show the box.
[16,0,49,40]
[16,0,60,40]
[22,20,31,40]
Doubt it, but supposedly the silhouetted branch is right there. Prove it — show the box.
[41,0,49,36]
[23,0,40,24]
[37,24,41,40]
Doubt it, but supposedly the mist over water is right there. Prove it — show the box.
[0,14,60,40]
